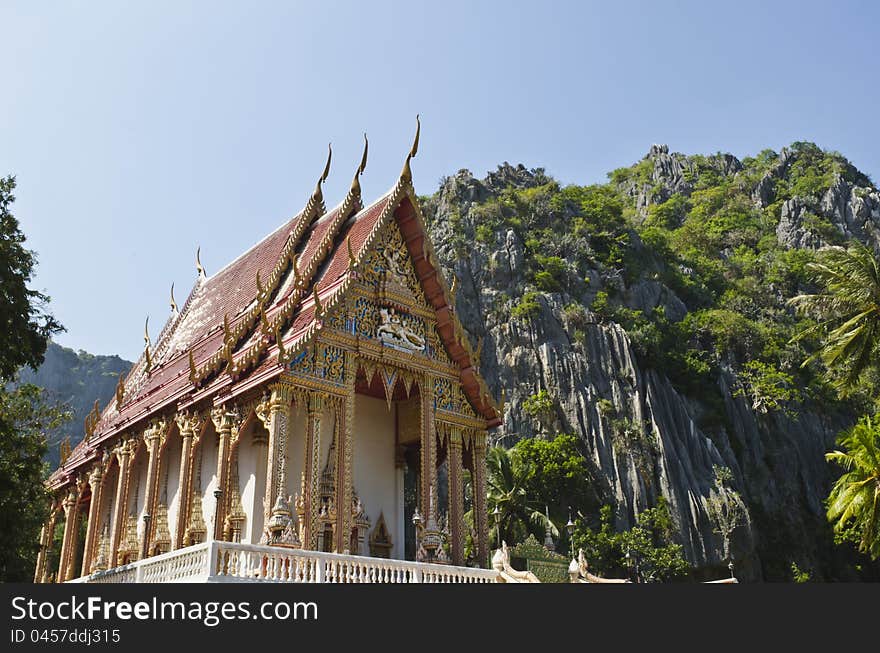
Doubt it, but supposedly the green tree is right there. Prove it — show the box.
[485,446,533,546]
[825,415,880,560]
[0,385,69,580]
[0,176,62,379]
[510,433,596,544]
[790,243,880,391]
[571,500,690,582]
[0,175,66,581]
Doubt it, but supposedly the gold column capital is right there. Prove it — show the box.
[143,416,168,446]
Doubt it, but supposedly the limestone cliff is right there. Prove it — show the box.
[421,145,879,581]
[16,342,132,467]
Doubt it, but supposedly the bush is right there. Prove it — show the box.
[511,292,542,319]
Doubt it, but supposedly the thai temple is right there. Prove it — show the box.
[35,120,515,584]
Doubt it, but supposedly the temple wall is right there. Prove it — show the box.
[353,394,399,558]
[239,424,266,544]
[200,431,219,537]
[132,452,149,542]
[285,404,306,505]
[165,432,183,544]
[100,463,118,543]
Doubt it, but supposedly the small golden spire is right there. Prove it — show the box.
[347,236,356,269]
[223,314,231,344]
[256,270,264,299]
[188,349,198,385]
[275,323,286,362]
[400,114,420,183]
[196,247,206,278]
[115,375,125,411]
[260,306,271,337]
[170,283,179,315]
[292,254,301,287]
[313,286,323,318]
[450,273,458,304]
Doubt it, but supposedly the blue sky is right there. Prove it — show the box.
[2,0,878,361]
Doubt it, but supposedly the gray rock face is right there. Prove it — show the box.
[422,152,880,581]
[775,181,880,250]
[14,342,132,466]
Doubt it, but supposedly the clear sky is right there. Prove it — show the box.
[2,0,878,361]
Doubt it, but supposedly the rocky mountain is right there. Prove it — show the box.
[16,342,132,468]
[421,142,880,581]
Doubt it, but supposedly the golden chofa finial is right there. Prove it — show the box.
[143,316,152,373]
[311,143,333,201]
[196,246,206,278]
[400,114,420,183]
[170,283,179,316]
[350,133,369,196]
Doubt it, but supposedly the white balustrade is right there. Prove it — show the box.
[67,541,500,584]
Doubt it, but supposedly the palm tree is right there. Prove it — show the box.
[789,242,880,390]
[485,446,530,545]
[825,415,880,559]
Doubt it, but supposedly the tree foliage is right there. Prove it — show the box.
[790,242,880,393]
[0,176,63,379]
[0,384,70,580]
[0,175,67,581]
[825,415,880,560]
[571,501,690,582]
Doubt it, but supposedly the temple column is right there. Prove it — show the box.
[303,391,324,550]
[139,418,167,559]
[109,437,133,567]
[34,501,60,583]
[256,383,294,539]
[173,413,195,549]
[447,426,465,566]
[210,406,235,542]
[419,374,438,521]
[173,411,208,549]
[473,430,489,567]
[335,352,355,553]
[58,478,84,582]
[56,488,76,582]
[81,457,106,575]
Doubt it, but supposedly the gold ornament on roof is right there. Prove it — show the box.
[188,349,198,386]
[196,246,206,278]
[350,133,369,196]
[114,375,125,412]
[400,114,420,183]
[143,316,152,374]
[170,283,179,316]
[313,286,323,319]
[255,270,264,300]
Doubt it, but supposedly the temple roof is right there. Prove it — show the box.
[50,131,501,488]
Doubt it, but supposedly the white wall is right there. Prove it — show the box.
[132,451,149,543]
[352,394,400,558]
[164,432,182,545]
[285,403,306,510]
[200,429,219,538]
[239,423,267,544]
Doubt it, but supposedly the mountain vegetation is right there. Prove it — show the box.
[422,142,880,580]
[15,342,132,467]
